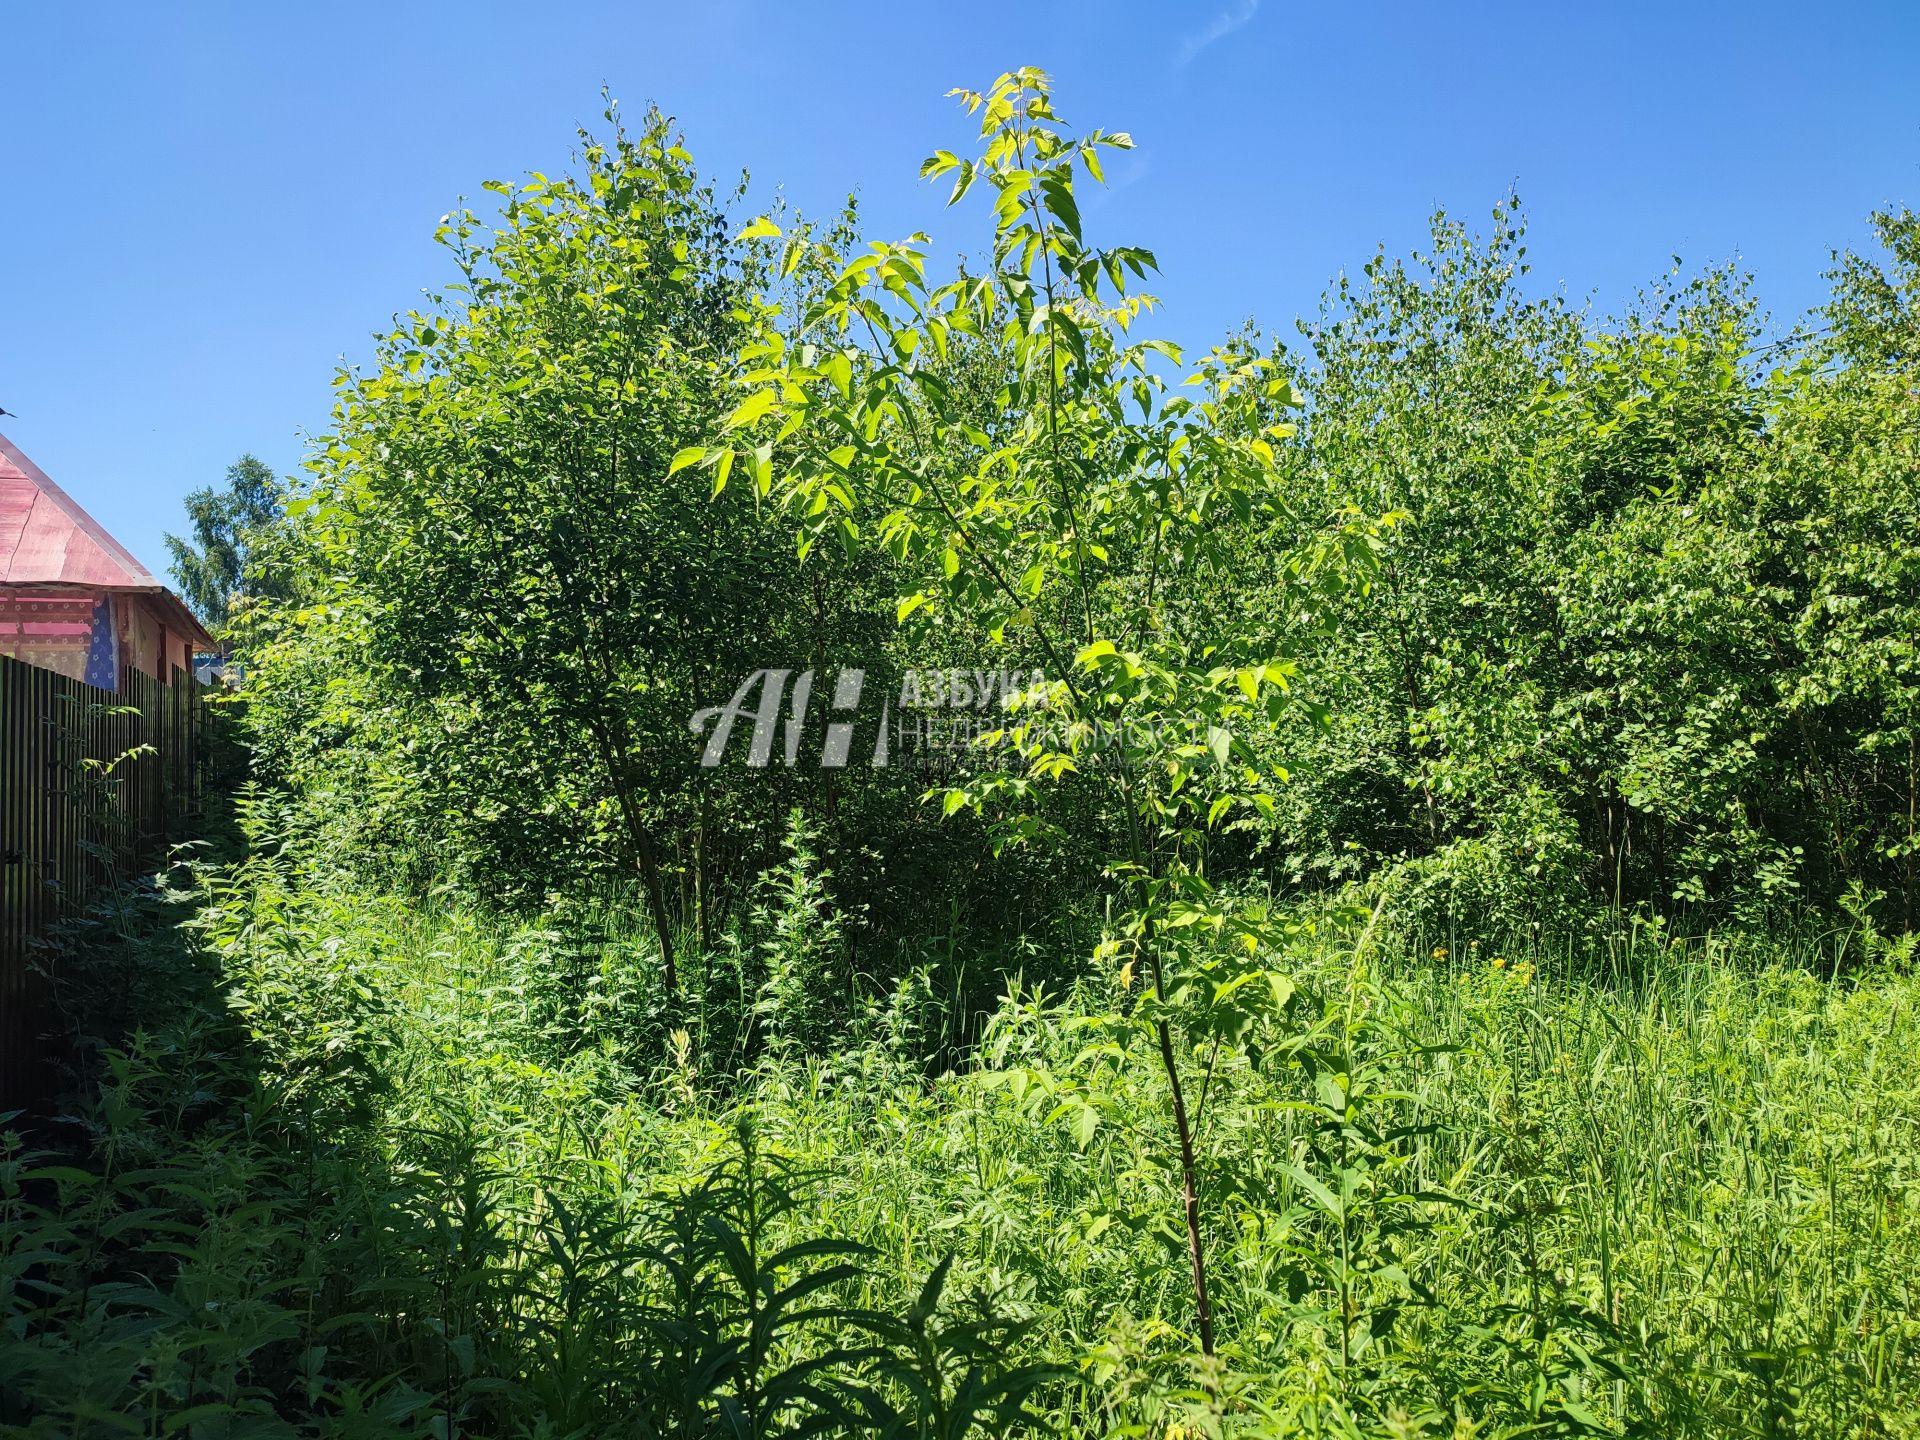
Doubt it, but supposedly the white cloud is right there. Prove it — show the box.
[1174,0,1260,68]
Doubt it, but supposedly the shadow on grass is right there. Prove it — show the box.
[0,794,513,1431]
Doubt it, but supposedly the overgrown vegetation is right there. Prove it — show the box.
[7,809,1917,1434]
[6,69,1919,1435]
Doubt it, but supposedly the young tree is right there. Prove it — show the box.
[691,69,1390,1356]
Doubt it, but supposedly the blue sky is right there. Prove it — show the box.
[2,1,1916,581]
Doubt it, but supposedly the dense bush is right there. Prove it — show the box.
[240,102,1104,1013]
[1262,208,1920,936]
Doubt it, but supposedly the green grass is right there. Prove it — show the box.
[4,839,1918,1436]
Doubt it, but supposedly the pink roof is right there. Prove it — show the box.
[0,429,213,647]
[0,430,159,587]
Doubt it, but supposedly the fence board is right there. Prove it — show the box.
[0,655,203,1109]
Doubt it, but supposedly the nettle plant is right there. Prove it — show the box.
[680,69,1392,1355]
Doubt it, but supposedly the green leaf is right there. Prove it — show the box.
[1280,1161,1344,1222]
[723,390,778,432]
[1070,1100,1099,1149]
[1208,727,1232,766]
[949,158,977,205]
[1076,639,1117,669]
[822,352,853,398]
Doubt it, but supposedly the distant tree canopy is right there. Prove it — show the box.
[1827,205,1920,367]
[165,453,285,634]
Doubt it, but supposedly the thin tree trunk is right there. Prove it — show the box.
[1157,1013,1216,1357]
[583,710,678,993]
[695,789,713,959]
[631,822,678,995]
[1906,730,1915,935]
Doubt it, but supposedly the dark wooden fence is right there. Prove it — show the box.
[0,655,203,1109]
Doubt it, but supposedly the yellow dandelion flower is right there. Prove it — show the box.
[1492,956,1506,969]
